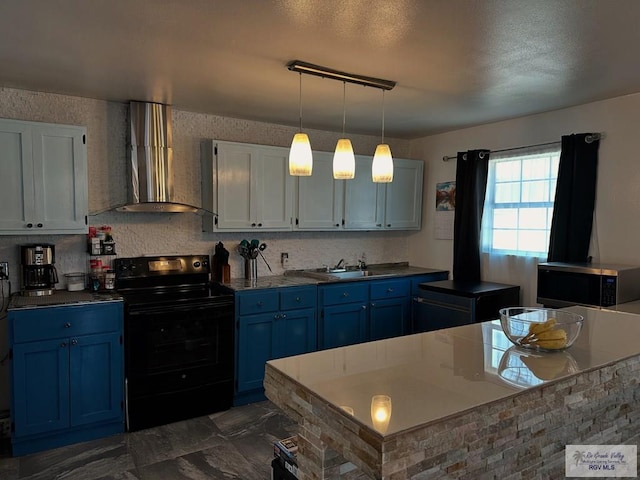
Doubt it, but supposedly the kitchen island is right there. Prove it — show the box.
[264,306,640,479]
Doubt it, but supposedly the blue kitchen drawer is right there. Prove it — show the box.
[10,302,123,344]
[370,279,409,300]
[320,283,368,306]
[238,290,279,315]
[280,286,316,311]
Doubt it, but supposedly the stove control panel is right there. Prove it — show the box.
[115,255,210,280]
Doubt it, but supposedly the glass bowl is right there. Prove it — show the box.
[499,307,584,352]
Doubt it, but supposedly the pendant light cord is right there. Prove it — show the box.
[381,90,385,144]
[342,81,346,136]
[298,72,303,132]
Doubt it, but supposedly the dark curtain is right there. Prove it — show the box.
[547,134,600,263]
[453,149,490,282]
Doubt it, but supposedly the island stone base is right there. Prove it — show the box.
[265,355,640,479]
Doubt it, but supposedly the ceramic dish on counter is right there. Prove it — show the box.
[64,272,86,292]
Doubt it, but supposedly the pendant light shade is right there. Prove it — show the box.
[289,133,313,176]
[289,72,313,176]
[333,82,355,179]
[333,138,355,179]
[372,143,393,182]
[372,90,393,183]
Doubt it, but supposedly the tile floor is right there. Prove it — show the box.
[0,401,296,480]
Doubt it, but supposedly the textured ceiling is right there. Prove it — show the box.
[2,0,640,138]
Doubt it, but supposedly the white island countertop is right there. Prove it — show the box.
[265,306,640,479]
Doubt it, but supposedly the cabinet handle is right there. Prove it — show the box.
[387,288,394,293]
[37,223,43,228]
[387,224,391,227]
[335,223,340,227]
[258,223,263,227]
[274,314,280,320]
[71,339,78,346]
[281,313,286,319]
[26,223,33,228]
[362,305,367,310]
[342,292,349,297]
[295,297,301,302]
[257,301,263,306]
[370,303,375,308]
[64,322,72,328]
[376,224,382,227]
[251,223,256,227]
[60,342,67,348]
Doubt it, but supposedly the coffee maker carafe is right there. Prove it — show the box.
[21,244,59,296]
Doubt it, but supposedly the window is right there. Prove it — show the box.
[481,144,561,257]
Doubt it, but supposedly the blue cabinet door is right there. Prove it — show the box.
[273,308,316,358]
[12,338,70,437]
[237,312,275,393]
[369,297,410,341]
[320,303,368,349]
[69,332,123,427]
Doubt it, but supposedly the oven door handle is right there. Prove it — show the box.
[127,302,233,316]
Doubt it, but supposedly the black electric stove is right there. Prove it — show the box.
[114,254,234,432]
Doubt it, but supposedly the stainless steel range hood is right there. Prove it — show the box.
[116,101,202,213]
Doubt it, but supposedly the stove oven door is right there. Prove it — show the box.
[124,297,234,431]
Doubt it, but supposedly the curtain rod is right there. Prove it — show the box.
[441,132,604,162]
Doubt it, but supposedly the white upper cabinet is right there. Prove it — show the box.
[296,151,344,230]
[344,155,385,230]
[201,140,423,233]
[344,156,423,230]
[0,119,88,234]
[383,158,424,230]
[201,140,293,231]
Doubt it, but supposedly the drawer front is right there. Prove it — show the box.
[280,286,316,311]
[370,279,409,300]
[238,290,279,315]
[320,283,368,306]
[10,302,123,344]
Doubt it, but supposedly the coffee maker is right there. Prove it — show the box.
[20,244,59,296]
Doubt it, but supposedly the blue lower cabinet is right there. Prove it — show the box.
[9,302,124,456]
[234,286,316,405]
[369,297,410,341]
[321,303,368,349]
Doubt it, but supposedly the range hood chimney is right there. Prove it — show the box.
[116,101,201,213]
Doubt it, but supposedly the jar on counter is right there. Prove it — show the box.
[104,269,115,290]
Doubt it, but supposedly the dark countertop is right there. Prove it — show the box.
[222,263,450,292]
[418,279,520,297]
[8,290,123,310]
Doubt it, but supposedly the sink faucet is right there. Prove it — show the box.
[334,258,345,270]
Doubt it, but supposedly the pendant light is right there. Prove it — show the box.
[372,90,393,183]
[289,72,313,176]
[333,81,355,179]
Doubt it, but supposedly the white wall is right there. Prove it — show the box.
[407,92,640,275]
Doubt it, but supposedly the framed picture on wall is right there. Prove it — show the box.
[435,181,455,239]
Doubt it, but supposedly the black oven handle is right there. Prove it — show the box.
[127,301,233,316]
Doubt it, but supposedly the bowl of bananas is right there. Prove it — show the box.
[499,307,584,352]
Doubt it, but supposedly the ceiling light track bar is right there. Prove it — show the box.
[287,60,396,91]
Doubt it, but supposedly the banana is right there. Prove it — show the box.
[533,337,568,350]
[519,324,568,350]
[533,328,567,341]
[527,318,557,335]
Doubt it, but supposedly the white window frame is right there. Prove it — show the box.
[481,143,561,258]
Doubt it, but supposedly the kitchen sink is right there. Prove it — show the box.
[326,270,369,279]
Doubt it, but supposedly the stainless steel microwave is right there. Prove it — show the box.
[537,262,640,308]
